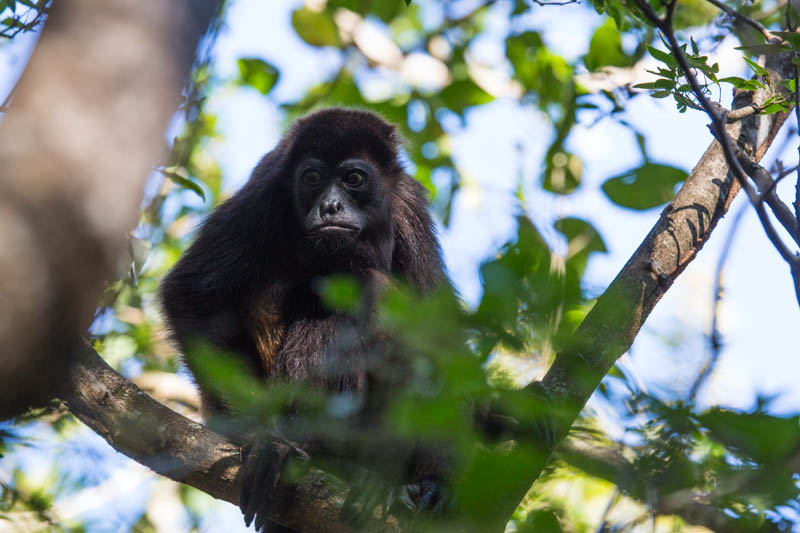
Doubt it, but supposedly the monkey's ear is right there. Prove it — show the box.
[391,174,448,293]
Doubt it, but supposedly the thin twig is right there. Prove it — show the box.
[736,153,800,240]
[530,0,579,5]
[0,2,49,40]
[726,104,763,122]
[704,0,773,41]
[794,64,800,234]
[634,0,800,272]
[689,203,747,401]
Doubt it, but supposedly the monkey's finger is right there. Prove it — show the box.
[241,442,275,526]
[416,480,439,512]
[398,483,419,511]
[253,458,282,532]
[431,486,450,514]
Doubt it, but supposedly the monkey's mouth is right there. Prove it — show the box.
[312,223,359,233]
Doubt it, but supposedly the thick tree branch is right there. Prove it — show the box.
[61,346,400,533]
[0,0,220,418]
[491,50,798,528]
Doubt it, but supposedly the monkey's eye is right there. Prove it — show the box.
[303,170,322,186]
[343,171,364,187]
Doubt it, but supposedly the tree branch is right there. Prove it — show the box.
[63,342,553,532]
[0,0,221,418]
[61,346,402,532]
[492,46,798,529]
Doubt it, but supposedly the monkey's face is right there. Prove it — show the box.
[294,156,392,261]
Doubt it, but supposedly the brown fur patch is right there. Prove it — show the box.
[249,284,286,374]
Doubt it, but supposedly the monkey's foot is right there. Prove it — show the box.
[239,437,309,532]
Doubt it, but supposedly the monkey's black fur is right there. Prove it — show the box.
[160,108,450,531]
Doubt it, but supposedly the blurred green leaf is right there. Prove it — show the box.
[602,162,687,210]
[237,57,279,95]
[672,0,719,29]
[555,217,607,278]
[772,31,800,50]
[700,410,800,461]
[743,56,769,77]
[291,8,341,48]
[440,79,493,114]
[585,17,631,72]
[160,166,207,202]
[517,509,564,533]
[506,32,575,109]
[543,150,582,194]
[719,76,765,91]
[736,43,792,55]
[647,45,676,69]
[458,445,543,525]
[318,275,363,313]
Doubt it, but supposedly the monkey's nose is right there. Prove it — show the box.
[320,199,343,216]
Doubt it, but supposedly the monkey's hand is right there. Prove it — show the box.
[239,434,310,532]
[399,479,449,514]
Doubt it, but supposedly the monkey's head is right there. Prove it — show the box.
[285,109,401,272]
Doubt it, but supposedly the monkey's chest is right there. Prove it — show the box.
[264,313,369,392]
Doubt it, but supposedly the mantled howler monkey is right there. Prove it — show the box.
[160,108,451,531]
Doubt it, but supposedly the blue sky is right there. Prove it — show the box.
[205,0,800,414]
[1,0,800,530]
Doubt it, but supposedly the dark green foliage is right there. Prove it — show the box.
[237,58,279,95]
[602,162,688,210]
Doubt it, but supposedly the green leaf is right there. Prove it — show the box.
[647,45,677,69]
[672,0,720,29]
[318,275,363,313]
[291,8,341,48]
[719,76,765,91]
[584,17,632,72]
[555,217,607,277]
[700,409,800,461]
[439,79,493,113]
[543,150,582,194]
[405,0,412,5]
[161,167,206,202]
[556,217,607,256]
[736,43,791,56]
[236,58,279,95]
[762,99,789,114]
[742,56,769,77]
[771,31,800,50]
[602,162,688,210]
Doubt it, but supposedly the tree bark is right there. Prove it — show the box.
[491,50,798,526]
[0,0,220,418]
[62,345,401,533]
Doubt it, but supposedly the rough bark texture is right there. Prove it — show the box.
[0,0,219,418]
[488,51,798,525]
[62,346,401,533]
